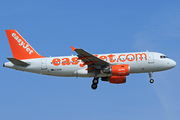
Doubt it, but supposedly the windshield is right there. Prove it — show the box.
[160,55,168,59]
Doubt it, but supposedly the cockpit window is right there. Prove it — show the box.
[160,55,167,59]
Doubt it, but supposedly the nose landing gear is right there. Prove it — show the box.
[148,72,154,83]
[150,79,154,83]
[91,77,99,90]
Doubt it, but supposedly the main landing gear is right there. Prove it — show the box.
[148,72,154,83]
[91,77,99,90]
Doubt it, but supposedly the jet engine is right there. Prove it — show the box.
[103,64,130,76]
[101,76,126,84]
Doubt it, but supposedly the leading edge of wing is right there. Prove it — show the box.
[70,46,109,66]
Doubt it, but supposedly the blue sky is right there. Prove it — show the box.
[1,0,180,120]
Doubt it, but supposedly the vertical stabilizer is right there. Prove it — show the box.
[5,29,44,60]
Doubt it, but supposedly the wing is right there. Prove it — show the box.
[70,46,109,70]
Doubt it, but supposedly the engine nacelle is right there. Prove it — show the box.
[102,76,126,84]
[103,64,130,76]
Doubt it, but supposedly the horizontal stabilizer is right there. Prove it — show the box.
[7,58,30,66]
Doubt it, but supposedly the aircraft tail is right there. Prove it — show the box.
[5,29,44,60]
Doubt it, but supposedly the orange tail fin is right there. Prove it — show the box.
[5,29,44,60]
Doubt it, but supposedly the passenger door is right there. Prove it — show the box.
[148,53,154,64]
[41,59,47,70]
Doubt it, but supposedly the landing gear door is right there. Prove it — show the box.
[41,59,47,70]
[148,53,154,64]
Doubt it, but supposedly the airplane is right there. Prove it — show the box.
[3,29,176,90]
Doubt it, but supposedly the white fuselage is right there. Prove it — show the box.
[4,52,176,78]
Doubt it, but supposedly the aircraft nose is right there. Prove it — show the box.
[169,59,176,68]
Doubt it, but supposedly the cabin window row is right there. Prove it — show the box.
[51,57,147,64]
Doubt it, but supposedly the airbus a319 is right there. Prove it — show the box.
[3,30,176,90]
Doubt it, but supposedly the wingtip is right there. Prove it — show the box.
[70,46,76,51]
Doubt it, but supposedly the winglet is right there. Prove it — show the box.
[70,46,76,51]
